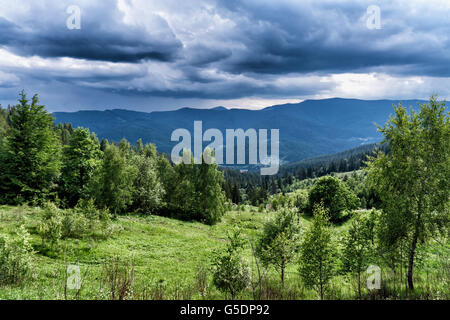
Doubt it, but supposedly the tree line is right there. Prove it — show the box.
[0,92,226,225]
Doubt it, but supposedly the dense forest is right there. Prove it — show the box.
[0,92,227,225]
[0,92,448,300]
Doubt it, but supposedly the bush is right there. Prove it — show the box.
[61,210,88,239]
[73,198,119,239]
[0,225,34,285]
[39,200,119,243]
[37,202,63,245]
[211,229,250,299]
[308,176,359,223]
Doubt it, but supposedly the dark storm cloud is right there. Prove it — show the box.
[1,0,450,109]
[210,0,450,77]
[0,1,182,63]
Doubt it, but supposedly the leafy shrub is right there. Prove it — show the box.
[73,198,120,239]
[211,229,250,299]
[0,225,34,285]
[308,176,359,223]
[75,198,101,234]
[61,210,88,239]
[37,202,63,245]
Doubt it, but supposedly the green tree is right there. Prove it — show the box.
[308,176,359,223]
[0,225,34,285]
[92,143,136,216]
[196,148,226,225]
[60,127,102,207]
[211,229,250,299]
[169,150,198,218]
[298,204,336,299]
[157,153,175,207]
[341,212,375,298]
[0,105,9,139]
[367,96,450,291]
[0,92,61,204]
[131,144,164,214]
[168,149,226,225]
[37,202,63,246]
[256,208,300,285]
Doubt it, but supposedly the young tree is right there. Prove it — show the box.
[367,96,450,291]
[211,229,250,299]
[341,212,375,298]
[92,143,136,216]
[196,148,226,225]
[131,143,164,214]
[60,127,102,207]
[169,150,198,218]
[0,92,61,204]
[298,204,336,299]
[0,224,34,285]
[256,208,300,286]
[308,176,359,223]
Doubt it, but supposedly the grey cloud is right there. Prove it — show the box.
[210,0,450,77]
[1,0,450,109]
[0,1,182,63]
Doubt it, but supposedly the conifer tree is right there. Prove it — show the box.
[0,92,61,204]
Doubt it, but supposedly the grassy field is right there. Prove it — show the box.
[0,205,448,300]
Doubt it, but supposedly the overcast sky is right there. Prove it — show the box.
[0,0,449,112]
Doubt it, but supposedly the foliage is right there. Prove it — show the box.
[60,127,102,207]
[0,92,61,204]
[0,225,34,285]
[101,257,135,300]
[91,144,136,215]
[341,210,376,297]
[168,149,226,225]
[308,176,359,223]
[367,96,450,290]
[256,208,300,285]
[298,204,336,299]
[131,147,164,214]
[195,149,227,225]
[37,202,63,245]
[211,229,250,299]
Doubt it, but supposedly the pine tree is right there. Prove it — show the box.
[0,92,61,204]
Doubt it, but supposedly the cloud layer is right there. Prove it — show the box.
[0,0,449,111]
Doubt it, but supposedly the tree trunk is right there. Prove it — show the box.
[320,282,324,300]
[281,261,285,287]
[407,232,418,291]
[357,272,361,299]
[407,211,421,291]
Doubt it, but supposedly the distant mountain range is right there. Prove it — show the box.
[53,98,427,165]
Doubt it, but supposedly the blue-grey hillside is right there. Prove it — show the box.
[53,98,426,164]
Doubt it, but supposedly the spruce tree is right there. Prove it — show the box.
[0,92,61,204]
